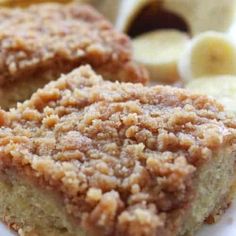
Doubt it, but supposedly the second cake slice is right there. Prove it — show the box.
[0,2,148,109]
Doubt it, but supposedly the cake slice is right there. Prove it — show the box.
[0,65,236,236]
[0,2,148,109]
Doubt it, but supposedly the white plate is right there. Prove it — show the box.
[0,223,14,235]
[0,199,236,236]
[197,199,236,236]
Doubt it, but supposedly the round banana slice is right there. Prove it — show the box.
[132,29,189,83]
[162,0,236,36]
[186,76,236,114]
[178,31,236,83]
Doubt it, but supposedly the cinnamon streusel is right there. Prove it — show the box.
[0,65,235,236]
[0,2,148,109]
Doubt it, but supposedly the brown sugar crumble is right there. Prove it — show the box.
[0,65,236,236]
[0,2,148,86]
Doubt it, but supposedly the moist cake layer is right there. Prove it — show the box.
[0,2,148,108]
[0,65,235,236]
[0,149,234,236]
[0,169,85,236]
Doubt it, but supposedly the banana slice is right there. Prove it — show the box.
[186,76,236,114]
[178,31,236,83]
[162,0,236,36]
[132,29,189,83]
[116,0,157,32]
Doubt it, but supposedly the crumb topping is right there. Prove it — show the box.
[0,65,236,235]
[0,2,147,85]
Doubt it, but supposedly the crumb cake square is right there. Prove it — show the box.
[0,65,235,236]
[0,2,148,109]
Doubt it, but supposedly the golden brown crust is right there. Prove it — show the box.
[0,2,148,85]
[0,65,235,235]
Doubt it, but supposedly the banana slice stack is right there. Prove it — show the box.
[114,0,236,84]
[181,32,236,114]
